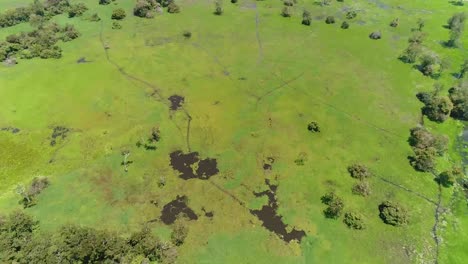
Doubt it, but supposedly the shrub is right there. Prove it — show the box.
[341,21,349,29]
[231,0,238,3]
[379,201,408,226]
[167,2,180,13]
[321,192,344,219]
[89,13,101,22]
[214,0,223,15]
[346,11,356,19]
[111,8,126,20]
[369,31,381,39]
[390,18,399,27]
[68,3,88,18]
[284,0,293,6]
[400,43,422,63]
[347,164,372,180]
[408,31,426,45]
[112,21,122,29]
[437,170,457,187]
[421,95,453,123]
[281,7,291,17]
[99,0,112,4]
[325,16,335,24]
[171,221,188,246]
[307,122,320,132]
[352,181,371,196]
[183,31,192,38]
[409,127,448,156]
[61,24,80,42]
[449,82,468,120]
[302,10,311,25]
[343,212,365,229]
[134,0,156,18]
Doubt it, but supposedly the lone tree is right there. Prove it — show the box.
[341,21,349,29]
[379,201,408,226]
[111,8,126,20]
[321,192,344,219]
[302,10,311,25]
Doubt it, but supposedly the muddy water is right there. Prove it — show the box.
[250,179,306,242]
[169,151,219,180]
[160,195,198,224]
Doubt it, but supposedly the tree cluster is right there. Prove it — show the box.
[0,211,180,264]
[347,164,372,196]
[0,0,87,28]
[408,127,448,172]
[0,22,81,62]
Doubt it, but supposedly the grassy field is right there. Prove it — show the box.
[0,0,467,263]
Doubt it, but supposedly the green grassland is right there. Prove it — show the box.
[0,0,467,263]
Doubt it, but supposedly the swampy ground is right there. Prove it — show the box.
[0,0,467,263]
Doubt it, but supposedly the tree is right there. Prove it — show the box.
[341,21,349,29]
[416,18,425,31]
[419,53,441,77]
[167,2,180,13]
[446,12,466,48]
[281,7,291,17]
[112,8,126,20]
[134,0,156,18]
[410,147,437,172]
[99,0,112,4]
[283,0,293,6]
[68,3,88,18]
[302,10,311,26]
[390,18,399,27]
[400,43,422,63]
[346,11,357,19]
[325,16,335,24]
[343,212,365,230]
[307,122,320,132]
[214,0,223,15]
[437,170,458,187]
[421,95,453,123]
[408,31,426,45]
[347,164,372,180]
[447,12,466,30]
[449,81,468,120]
[459,59,468,79]
[321,192,344,219]
[379,201,408,226]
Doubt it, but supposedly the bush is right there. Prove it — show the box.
[307,122,320,132]
[347,164,372,180]
[183,31,192,38]
[214,1,223,15]
[283,0,293,6]
[171,221,188,246]
[408,127,448,156]
[343,212,365,230]
[419,53,441,77]
[134,0,155,18]
[99,0,112,5]
[379,201,408,226]
[352,181,371,196]
[390,18,399,27]
[421,95,453,123]
[346,11,356,19]
[410,147,436,172]
[281,7,291,17]
[369,31,381,39]
[112,8,126,20]
[321,192,344,219]
[302,10,311,25]
[449,82,468,120]
[112,21,122,29]
[400,43,422,63]
[167,2,180,13]
[341,21,349,29]
[89,13,101,22]
[325,16,335,24]
[68,3,88,18]
[61,24,80,42]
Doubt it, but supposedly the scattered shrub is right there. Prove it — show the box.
[400,43,422,63]
[352,181,371,196]
[307,122,320,132]
[347,164,372,180]
[343,212,365,230]
[134,0,157,18]
[283,0,293,6]
[183,31,192,38]
[231,0,238,3]
[99,0,112,5]
[321,192,344,219]
[379,201,408,226]
[419,53,441,77]
[341,21,349,29]
[325,16,335,24]
[111,8,126,20]
[214,0,223,15]
[61,24,80,42]
[302,10,311,25]
[89,13,101,22]
[408,31,427,45]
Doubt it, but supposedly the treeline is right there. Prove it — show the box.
[0,0,88,28]
[0,22,80,61]
[0,211,185,264]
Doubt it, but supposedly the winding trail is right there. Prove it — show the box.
[376,176,438,206]
[99,21,192,152]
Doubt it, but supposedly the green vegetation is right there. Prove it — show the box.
[321,192,344,219]
[111,8,126,20]
[379,201,409,226]
[0,0,467,263]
